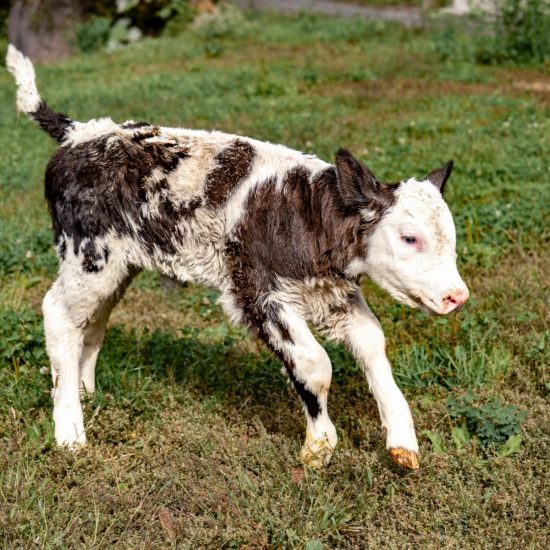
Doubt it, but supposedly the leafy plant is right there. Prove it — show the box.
[106,17,143,52]
[0,307,48,375]
[156,0,193,20]
[432,0,550,65]
[76,0,201,52]
[479,0,550,64]
[423,429,447,455]
[77,16,112,53]
[447,393,527,449]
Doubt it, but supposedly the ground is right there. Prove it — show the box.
[0,12,549,549]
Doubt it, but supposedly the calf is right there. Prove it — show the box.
[7,46,468,469]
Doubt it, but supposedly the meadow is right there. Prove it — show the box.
[0,11,548,549]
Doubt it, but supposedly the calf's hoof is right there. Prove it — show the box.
[301,437,334,468]
[55,433,87,451]
[54,416,87,450]
[388,447,419,469]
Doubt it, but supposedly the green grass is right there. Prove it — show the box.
[1,12,549,548]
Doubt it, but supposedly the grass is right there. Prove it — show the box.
[0,12,549,549]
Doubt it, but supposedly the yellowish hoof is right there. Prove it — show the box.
[388,447,419,469]
[300,436,334,468]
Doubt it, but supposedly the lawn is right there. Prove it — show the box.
[0,11,549,549]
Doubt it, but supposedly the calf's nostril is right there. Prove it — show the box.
[443,288,469,310]
[443,294,457,305]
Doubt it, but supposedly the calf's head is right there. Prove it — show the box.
[336,149,469,315]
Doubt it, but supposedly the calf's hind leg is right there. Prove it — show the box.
[43,258,133,448]
[79,275,134,395]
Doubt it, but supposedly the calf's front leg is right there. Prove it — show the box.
[336,293,419,469]
[240,300,338,467]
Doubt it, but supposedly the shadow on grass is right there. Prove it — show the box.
[95,324,377,444]
[0,304,506,450]
[0,305,381,446]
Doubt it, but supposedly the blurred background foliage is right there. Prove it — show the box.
[432,0,550,65]
[77,0,222,52]
[0,0,548,64]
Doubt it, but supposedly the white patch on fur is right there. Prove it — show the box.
[361,208,378,222]
[64,118,121,147]
[218,289,243,325]
[162,134,233,208]
[5,45,41,114]
[138,210,228,288]
[272,276,357,331]
[360,177,468,315]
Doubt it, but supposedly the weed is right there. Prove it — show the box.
[478,0,550,64]
[0,307,47,374]
[447,393,527,448]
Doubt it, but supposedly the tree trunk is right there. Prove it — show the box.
[8,0,82,64]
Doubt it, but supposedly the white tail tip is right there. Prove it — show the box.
[6,44,41,114]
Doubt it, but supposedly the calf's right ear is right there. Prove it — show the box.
[335,148,380,209]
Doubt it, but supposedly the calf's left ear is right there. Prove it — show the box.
[427,160,453,194]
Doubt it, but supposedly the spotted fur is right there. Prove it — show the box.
[6,46,469,469]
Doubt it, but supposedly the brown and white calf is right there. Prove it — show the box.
[7,46,469,469]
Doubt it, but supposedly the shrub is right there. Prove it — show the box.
[190,3,252,39]
[432,0,550,65]
[77,16,112,53]
[477,0,550,64]
[76,0,218,52]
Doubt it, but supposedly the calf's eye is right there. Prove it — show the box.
[401,235,417,245]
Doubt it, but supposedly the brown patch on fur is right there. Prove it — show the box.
[335,148,397,218]
[225,167,364,307]
[204,140,255,208]
[225,163,394,328]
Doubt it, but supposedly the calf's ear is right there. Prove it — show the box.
[427,160,453,194]
[335,148,379,208]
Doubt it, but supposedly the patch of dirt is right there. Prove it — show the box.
[318,74,550,107]
[324,76,492,100]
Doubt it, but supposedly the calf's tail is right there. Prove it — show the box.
[5,45,74,143]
